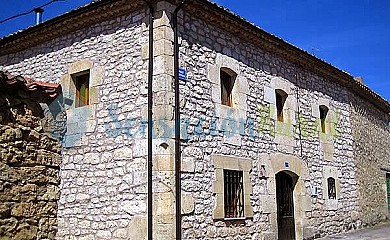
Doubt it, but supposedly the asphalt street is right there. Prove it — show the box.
[320,223,390,240]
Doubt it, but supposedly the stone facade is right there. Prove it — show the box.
[1,2,151,239]
[0,0,389,239]
[0,79,62,239]
[350,94,390,226]
[176,5,360,239]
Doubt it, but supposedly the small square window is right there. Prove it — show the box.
[72,71,90,108]
[224,169,244,218]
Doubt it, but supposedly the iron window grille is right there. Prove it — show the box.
[224,169,244,218]
[327,177,336,199]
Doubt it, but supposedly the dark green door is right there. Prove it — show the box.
[387,174,390,210]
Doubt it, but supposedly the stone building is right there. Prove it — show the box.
[0,0,389,239]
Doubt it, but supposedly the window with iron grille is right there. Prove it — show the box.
[327,177,336,199]
[224,169,244,218]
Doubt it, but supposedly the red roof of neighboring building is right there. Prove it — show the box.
[0,71,62,104]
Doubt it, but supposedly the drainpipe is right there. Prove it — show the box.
[145,1,154,240]
[173,1,189,239]
[295,80,303,157]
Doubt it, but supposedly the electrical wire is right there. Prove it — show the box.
[0,0,66,24]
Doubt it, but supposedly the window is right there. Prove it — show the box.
[73,71,90,108]
[275,89,287,122]
[220,68,236,107]
[319,105,329,133]
[327,177,336,199]
[224,169,244,218]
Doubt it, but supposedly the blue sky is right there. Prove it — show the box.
[0,0,389,101]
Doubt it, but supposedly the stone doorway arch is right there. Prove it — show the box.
[258,153,311,240]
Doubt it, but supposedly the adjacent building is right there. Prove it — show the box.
[0,0,389,239]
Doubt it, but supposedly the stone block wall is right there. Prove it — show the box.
[0,3,151,239]
[176,4,359,239]
[350,93,390,226]
[0,103,62,240]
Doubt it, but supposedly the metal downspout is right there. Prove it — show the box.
[173,1,189,239]
[145,1,154,240]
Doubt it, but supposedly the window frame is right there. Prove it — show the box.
[224,169,245,218]
[275,89,287,122]
[212,155,253,220]
[220,68,236,107]
[72,70,90,108]
[319,105,329,134]
[327,177,336,200]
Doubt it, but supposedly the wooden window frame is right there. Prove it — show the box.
[220,68,236,107]
[72,71,90,108]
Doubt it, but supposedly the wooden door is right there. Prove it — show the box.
[276,171,296,240]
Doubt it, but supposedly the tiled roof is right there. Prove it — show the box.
[0,71,62,104]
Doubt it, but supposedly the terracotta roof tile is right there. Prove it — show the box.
[0,71,62,103]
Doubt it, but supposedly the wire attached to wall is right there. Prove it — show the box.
[0,0,66,25]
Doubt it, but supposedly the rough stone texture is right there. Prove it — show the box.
[0,5,150,240]
[0,0,389,240]
[177,6,360,239]
[350,94,390,226]
[0,100,62,239]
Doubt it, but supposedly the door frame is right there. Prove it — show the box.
[276,170,298,240]
[258,153,311,240]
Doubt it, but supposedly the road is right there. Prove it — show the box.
[320,223,390,240]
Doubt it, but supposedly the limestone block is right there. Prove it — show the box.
[68,59,92,74]
[153,105,174,121]
[303,226,317,240]
[182,157,195,172]
[113,147,133,160]
[181,193,195,214]
[133,139,148,157]
[270,76,291,95]
[113,228,127,239]
[90,65,104,87]
[154,39,173,57]
[153,155,174,171]
[262,231,277,240]
[264,86,275,104]
[121,200,146,215]
[259,195,276,214]
[153,26,174,43]
[153,192,175,216]
[208,64,219,85]
[97,230,112,239]
[66,105,96,124]
[152,74,173,92]
[223,133,242,146]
